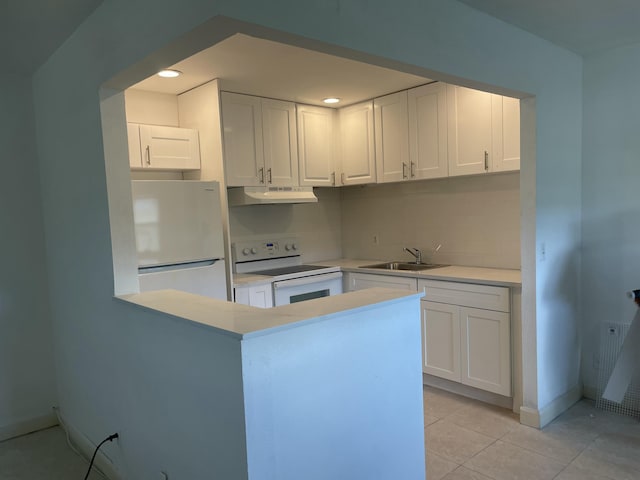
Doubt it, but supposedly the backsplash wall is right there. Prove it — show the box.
[340,172,521,269]
[229,187,343,263]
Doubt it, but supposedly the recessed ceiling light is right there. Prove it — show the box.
[157,69,181,78]
[323,97,340,104]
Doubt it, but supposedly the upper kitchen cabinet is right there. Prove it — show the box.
[491,95,521,172]
[447,85,520,177]
[128,123,201,171]
[297,105,336,187]
[374,91,410,183]
[221,92,299,187]
[338,101,376,186]
[447,85,493,177]
[407,83,448,180]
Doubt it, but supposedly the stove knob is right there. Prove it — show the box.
[251,248,257,254]
[285,244,292,251]
[292,243,298,251]
[242,248,250,255]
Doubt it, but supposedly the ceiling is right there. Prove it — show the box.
[3,1,640,77]
[0,0,103,74]
[458,0,640,55]
[131,34,432,107]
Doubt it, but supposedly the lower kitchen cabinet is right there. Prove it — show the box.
[419,279,511,396]
[234,283,273,308]
[344,272,418,292]
[421,301,461,382]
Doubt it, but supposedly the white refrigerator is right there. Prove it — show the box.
[131,180,228,300]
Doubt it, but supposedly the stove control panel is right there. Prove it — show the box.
[232,236,301,263]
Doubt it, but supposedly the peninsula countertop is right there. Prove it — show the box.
[118,287,423,339]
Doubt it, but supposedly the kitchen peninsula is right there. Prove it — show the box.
[118,287,426,480]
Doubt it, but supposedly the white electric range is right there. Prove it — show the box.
[232,236,342,306]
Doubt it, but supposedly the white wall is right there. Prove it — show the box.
[229,188,343,262]
[341,172,520,268]
[0,74,57,439]
[124,89,179,126]
[581,42,640,394]
[29,1,583,475]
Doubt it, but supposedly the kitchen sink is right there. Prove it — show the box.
[360,261,449,271]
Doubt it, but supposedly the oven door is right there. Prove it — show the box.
[273,272,343,306]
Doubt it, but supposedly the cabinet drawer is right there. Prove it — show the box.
[418,280,509,312]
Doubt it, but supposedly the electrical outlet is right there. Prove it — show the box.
[372,234,379,245]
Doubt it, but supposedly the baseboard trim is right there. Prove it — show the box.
[57,411,122,480]
[520,384,583,428]
[0,412,58,442]
[423,374,513,410]
[583,385,597,400]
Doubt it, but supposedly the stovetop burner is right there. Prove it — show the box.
[252,265,329,277]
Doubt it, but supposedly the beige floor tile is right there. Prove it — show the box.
[554,399,638,437]
[555,463,616,480]
[447,401,519,439]
[424,414,440,426]
[500,421,593,464]
[424,387,474,419]
[571,433,640,480]
[425,419,495,464]
[426,451,459,480]
[463,440,565,480]
[442,465,494,479]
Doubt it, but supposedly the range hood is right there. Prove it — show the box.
[227,186,318,206]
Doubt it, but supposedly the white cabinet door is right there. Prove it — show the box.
[408,83,448,180]
[345,272,417,292]
[447,85,493,177]
[127,123,142,168]
[421,301,461,380]
[491,95,521,172]
[460,306,511,396]
[262,98,298,187]
[221,92,265,187]
[297,105,335,186]
[234,283,273,308]
[374,91,410,183]
[137,125,201,171]
[339,101,376,185]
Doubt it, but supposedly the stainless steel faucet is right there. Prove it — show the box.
[404,247,422,264]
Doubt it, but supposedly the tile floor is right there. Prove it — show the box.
[1,387,639,479]
[423,386,640,480]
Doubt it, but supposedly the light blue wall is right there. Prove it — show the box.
[0,74,57,436]
[582,43,640,392]
[29,0,583,470]
[242,298,425,480]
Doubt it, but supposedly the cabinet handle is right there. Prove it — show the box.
[145,145,151,165]
[341,172,345,185]
[484,151,489,171]
[331,171,336,186]
[402,162,408,179]
[267,168,272,184]
[259,167,264,183]
[410,161,416,178]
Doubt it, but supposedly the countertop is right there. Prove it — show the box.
[233,259,521,288]
[118,288,422,339]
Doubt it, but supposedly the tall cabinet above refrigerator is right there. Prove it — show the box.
[131,180,228,301]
